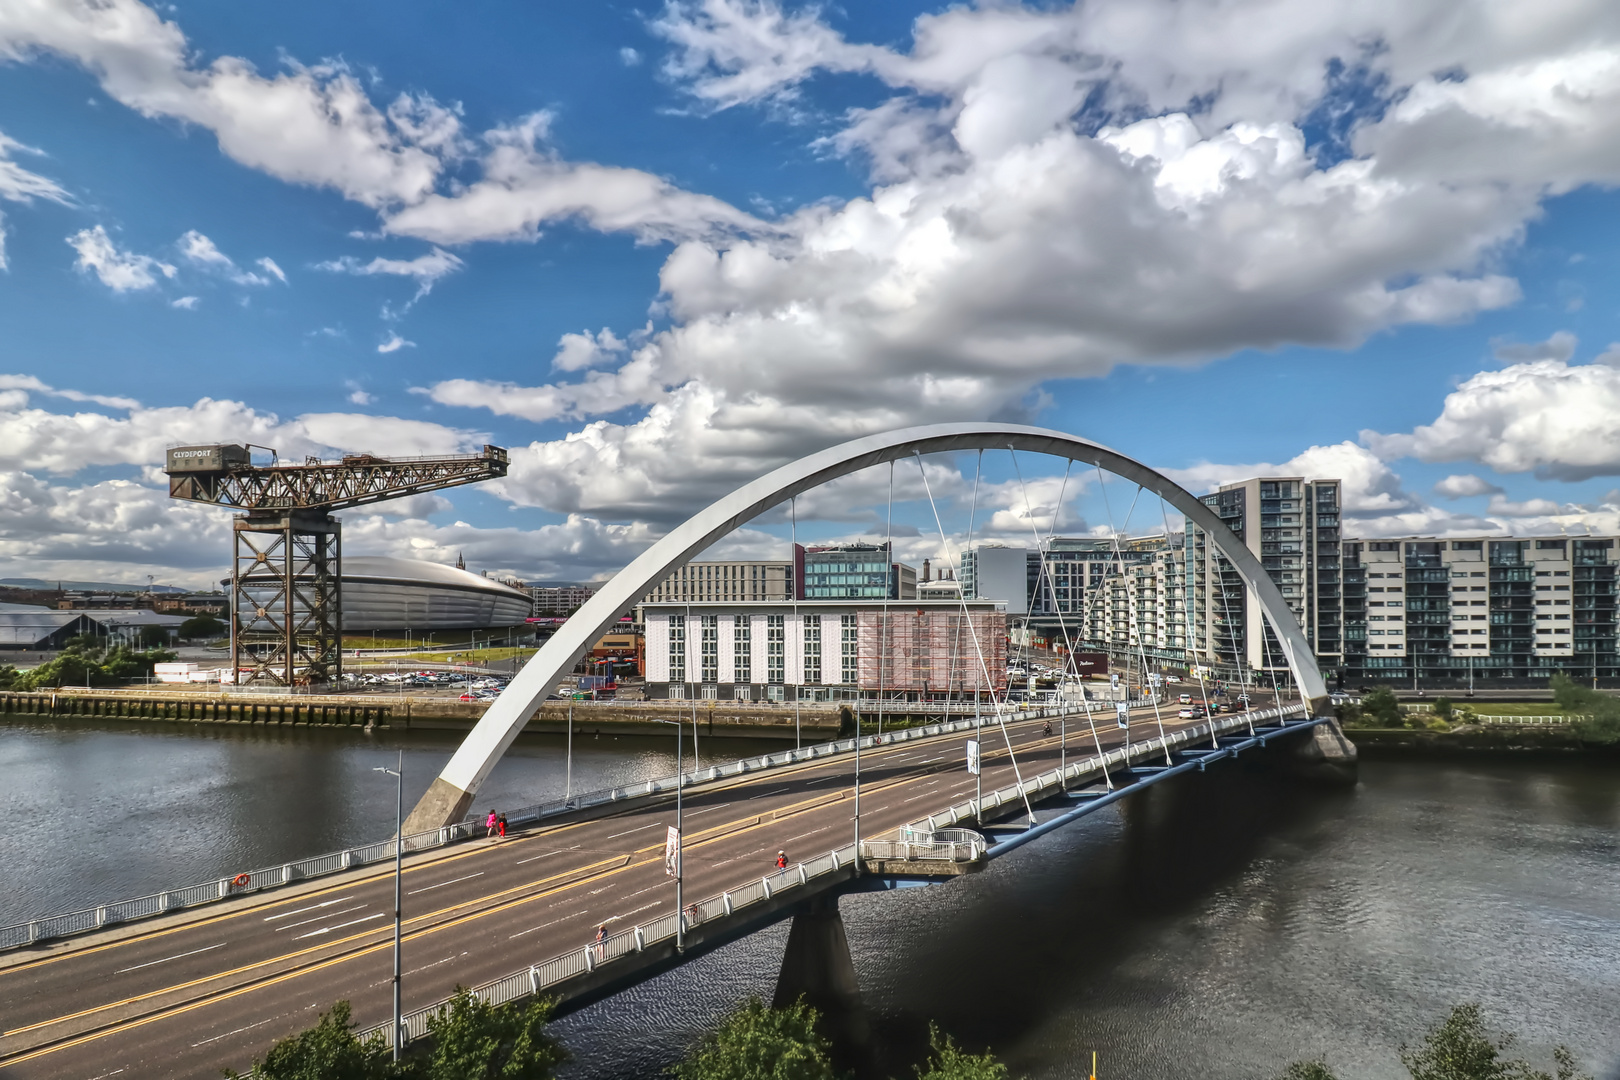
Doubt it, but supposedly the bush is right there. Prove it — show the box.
[915,1024,1011,1080]
[13,641,177,689]
[1549,673,1620,745]
[668,996,838,1080]
[1276,1063,1340,1080]
[1361,686,1405,727]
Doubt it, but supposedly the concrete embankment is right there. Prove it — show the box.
[1342,725,1618,755]
[0,688,844,741]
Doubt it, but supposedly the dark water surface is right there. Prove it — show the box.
[2,720,1616,1079]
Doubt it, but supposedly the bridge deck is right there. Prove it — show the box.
[0,698,1303,1078]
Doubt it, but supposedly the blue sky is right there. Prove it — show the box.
[3,0,1620,587]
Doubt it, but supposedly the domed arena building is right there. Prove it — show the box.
[339,557,532,630]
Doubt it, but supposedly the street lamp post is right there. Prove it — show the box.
[371,752,404,1059]
[650,719,685,950]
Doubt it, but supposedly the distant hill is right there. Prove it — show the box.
[0,577,188,594]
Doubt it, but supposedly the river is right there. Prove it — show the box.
[1,719,1616,1079]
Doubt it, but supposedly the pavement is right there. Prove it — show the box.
[0,697,1277,1079]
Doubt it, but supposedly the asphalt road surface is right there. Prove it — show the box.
[0,697,1277,1078]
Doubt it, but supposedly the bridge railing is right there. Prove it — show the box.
[356,707,1315,1052]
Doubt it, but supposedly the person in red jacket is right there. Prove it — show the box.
[775,850,788,874]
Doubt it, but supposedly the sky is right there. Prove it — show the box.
[4,0,1620,589]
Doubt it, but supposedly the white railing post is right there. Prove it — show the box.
[723,892,733,915]
[761,876,773,899]
[634,926,645,951]
[529,965,541,994]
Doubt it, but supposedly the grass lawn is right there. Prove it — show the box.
[1413,701,1587,716]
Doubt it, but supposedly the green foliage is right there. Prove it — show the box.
[1549,673,1620,744]
[181,613,227,639]
[225,993,566,1080]
[668,996,839,1080]
[1432,697,1454,722]
[1276,1062,1341,1080]
[12,640,177,689]
[1399,1003,1591,1080]
[418,988,567,1080]
[914,1023,1010,1080]
[0,664,19,690]
[225,1000,393,1080]
[1361,686,1405,727]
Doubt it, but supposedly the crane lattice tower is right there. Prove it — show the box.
[165,444,509,686]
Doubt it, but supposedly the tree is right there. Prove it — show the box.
[914,1024,1010,1080]
[668,996,839,1080]
[180,613,227,640]
[1399,1003,1591,1080]
[1361,686,1404,727]
[224,1000,393,1080]
[418,988,567,1080]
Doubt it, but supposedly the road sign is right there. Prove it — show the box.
[966,739,981,775]
[1115,702,1129,729]
[664,826,680,878]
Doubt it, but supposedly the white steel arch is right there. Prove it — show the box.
[404,422,1329,831]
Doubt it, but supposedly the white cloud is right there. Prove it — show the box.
[67,225,176,292]
[177,229,274,285]
[378,332,414,354]
[0,387,481,475]
[0,0,460,208]
[0,129,72,269]
[345,380,374,405]
[256,256,286,283]
[1485,493,1565,517]
[620,46,643,67]
[317,246,463,306]
[1433,474,1502,499]
[552,327,628,372]
[170,294,199,309]
[381,113,767,245]
[1365,336,1620,480]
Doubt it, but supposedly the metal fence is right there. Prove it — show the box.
[0,698,1291,952]
[354,703,1309,1052]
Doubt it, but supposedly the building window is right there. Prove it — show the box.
[701,615,718,683]
[668,615,685,684]
[803,614,822,684]
[767,615,785,684]
[668,683,686,700]
[734,617,751,684]
[841,614,857,685]
[734,686,752,700]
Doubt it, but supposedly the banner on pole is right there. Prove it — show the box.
[966,739,981,775]
[664,826,680,877]
[1115,702,1129,729]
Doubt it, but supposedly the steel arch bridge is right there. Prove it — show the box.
[405,422,1329,832]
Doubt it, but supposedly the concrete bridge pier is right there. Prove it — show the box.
[1291,717,1358,785]
[773,894,869,1050]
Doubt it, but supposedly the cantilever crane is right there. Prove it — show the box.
[165,444,509,687]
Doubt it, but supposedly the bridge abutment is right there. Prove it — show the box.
[774,894,868,1047]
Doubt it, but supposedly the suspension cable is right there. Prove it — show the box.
[790,494,801,749]
[916,451,1037,823]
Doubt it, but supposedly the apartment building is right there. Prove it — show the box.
[642,561,793,604]
[641,600,1006,702]
[528,583,597,613]
[1081,539,1189,665]
[1342,535,1619,686]
[1185,477,1343,679]
[798,542,918,600]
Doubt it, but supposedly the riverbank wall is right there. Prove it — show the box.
[0,688,846,741]
[1343,725,1618,755]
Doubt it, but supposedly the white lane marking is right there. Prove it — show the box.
[510,909,588,940]
[685,803,728,815]
[623,879,671,900]
[190,1013,284,1047]
[275,905,367,931]
[264,896,354,922]
[615,900,662,921]
[747,786,792,801]
[517,844,580,865]
[292,912,388,940]
[605,822,662,840]
[780,824,832,844]
[371,952,468,986]
[85,1069,127,1079]
[407,871,484,895]
[114,942,226,975]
